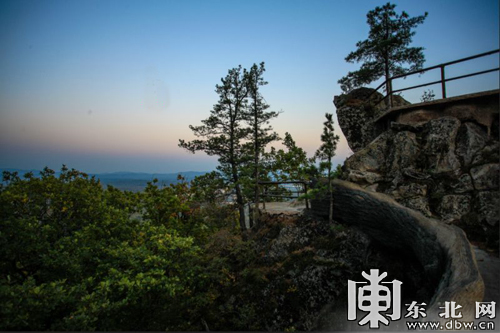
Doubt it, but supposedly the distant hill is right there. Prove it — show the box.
[0,168,207,192]
[95,171,207,191]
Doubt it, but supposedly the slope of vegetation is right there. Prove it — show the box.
[0,166,351,330]
[0,166,428,331]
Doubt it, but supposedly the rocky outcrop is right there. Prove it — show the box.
[245,212,429,331]
[335,88,499,248]
[311,179,484,320]
[333,88,410,152]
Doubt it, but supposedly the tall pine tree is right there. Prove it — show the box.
[338,2,428,93]
[245,62,279,224]
[179,65,250,231]
[315,113,340,224]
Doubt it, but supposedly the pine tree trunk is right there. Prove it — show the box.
[385,58,391,107]
[253,168,260,226]
[231,154,246,231]
[328,166,333,224]
[229,117,246,231]
[235,182,246,231]
[253,110,260,227]
[384,14,392,107]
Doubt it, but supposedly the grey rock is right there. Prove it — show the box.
[387,131,419,175]
[400,196,432,217]
[345,170,384,185]
[343,132,391,186]
[475,191,499,227]
[390,121,421,132]
[335,88,499,247]
[391,182,428,199]
[365,183,379,192]
[470,163,500,190]
[344,131,390,172]
[456,122,488,167]
[333,87,382,109]
[403,169,432,180]
[422,117,461,175]
[334,88,410,152]
[266,226,302,261]
[334,95,374,153]
[450,173,474,193]
[437,194,472,222]
[472,142,500,166]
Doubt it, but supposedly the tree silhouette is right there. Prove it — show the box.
[338,2,428,93]
[179,65,250,231]
[244,62,279,224]
[314,113,340,224]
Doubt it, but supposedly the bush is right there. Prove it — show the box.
[0,167,203,330]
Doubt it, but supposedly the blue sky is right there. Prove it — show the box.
[0,0,498,173]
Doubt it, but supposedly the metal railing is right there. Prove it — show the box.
[369,49,499,109]
[258,180,310,209]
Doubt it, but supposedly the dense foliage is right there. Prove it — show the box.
[0,165,358,331]
[0,167,230,330]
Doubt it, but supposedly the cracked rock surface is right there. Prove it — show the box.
[335,88,499,249]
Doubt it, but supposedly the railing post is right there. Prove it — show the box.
[304,182,309,210]
[263,185,266,209]
[441,65,447,99]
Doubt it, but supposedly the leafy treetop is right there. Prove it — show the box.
[338,2,428,93]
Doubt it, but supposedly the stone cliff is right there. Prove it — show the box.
[335,88,499,248]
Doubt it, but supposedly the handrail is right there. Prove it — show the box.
[366,49,499,108]
[258,180,310,209]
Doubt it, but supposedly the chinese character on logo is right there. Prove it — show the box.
[405,301,427,319]
[348,269,402,328]
[439,301,463,319]
[476,301,496,319]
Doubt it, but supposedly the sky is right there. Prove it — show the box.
[0,0,498,173]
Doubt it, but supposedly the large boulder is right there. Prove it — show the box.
[343,131,390,185]
[456,122,489,167]
[333,88,380,152]
[334,88,411,152]
[387,130,420,175]
[311,179,484,319]
[421,117,461,175]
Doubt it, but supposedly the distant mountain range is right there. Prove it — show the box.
[0,168,207,192]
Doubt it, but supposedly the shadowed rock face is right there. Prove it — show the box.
[311,179,484,319]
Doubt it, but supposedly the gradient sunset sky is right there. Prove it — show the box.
[0,0,498,173]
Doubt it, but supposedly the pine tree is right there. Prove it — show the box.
[269,132,316,182]
[338,2,428,93]
[179,65,250,231]
[314,113,340,224]
[245,62,279,224]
